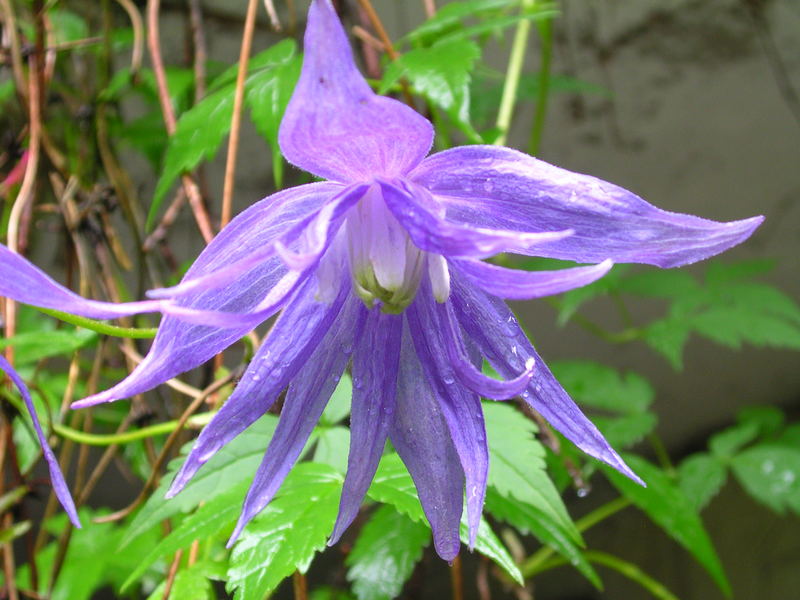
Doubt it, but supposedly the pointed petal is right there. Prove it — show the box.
[227,294,362,544]
[380,180,572,258]
[412,145,763,267]
[74,184,343,407]
[452,258,613,300]
[407,284,488,548]
[450,274,644,485]
[390,325,464,561]
[0,356,80,527]
[329,306,402,544]
[436,300,534,400]
[278,0,433,182]
[166,277,353,497]
[0,244,162,318]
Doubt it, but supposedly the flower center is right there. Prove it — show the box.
[343,185,449,314]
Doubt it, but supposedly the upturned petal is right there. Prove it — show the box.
[278,0,433,182]
[407,284,488,549]
[450,274,644,485]
[380,180,572,258]
[390,326,464,561]
[167,276,352,497]
[412,146,763,267]
[75,184,344,407]
[228,293,362,544]
[0,356,80,527]
[451,258,613,299]
[329,306,402,544]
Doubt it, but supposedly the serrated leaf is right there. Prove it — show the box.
[0,329,97,365]
[227,463,342,600]
[463,516,523,585]
[146,561,217,600]
[122,413,278,548]
[616,269,700,299]
[643,318,690,370]
[709,421,759,458]
[401,0,522,43]
[603,454,731,597]
[591,413,657,449]
[731,445,800,515]
[122,481,248,590]
[346,506,430,600]
[690,307,800,350]
[484,403,580,543]
[704,259,775,284]
[382,40,481,141]
[484,489,600,588]
[550,361,653,414]
[678,454,728,512]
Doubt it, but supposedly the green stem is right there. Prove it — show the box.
[35,307,157,339]
[649,433,675,475]
[521,496,631,577]
[53,412,213,446]
[539,551,680,600]
[527,16,553,155]
[495,0,535,146]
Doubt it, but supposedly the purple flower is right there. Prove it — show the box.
[0,0,762,559]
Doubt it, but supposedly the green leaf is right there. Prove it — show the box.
[736,405,785,437]
[463,516,523,586]
[122,481,248,590]
[484,489,600,588]
[401,0,522,43]
[382,40,481,141]
[643,318,691,370]
[731,445,800,515]
[346,506,430,600]
[484,403,580,542]
[313,426,351,474]
[227,463,343,600]
[0,80,15,105]
[678,453,728,512]
[122,413,278,548]
[320,372,353,426]
[0,329,97,365]
[603,454,731,596]
[556,266,629,325]
[49,9,88,45]
[146,561,219,600]
[550,361,653,414]
[709,421,759,458]
[616,269,700,299]
[704,259,775,284]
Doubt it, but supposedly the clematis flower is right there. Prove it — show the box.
[1,0,762,559]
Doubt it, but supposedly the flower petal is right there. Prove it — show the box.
[74,184,344,407]
[0,244,163,318]
[412,145,763,267]
[380,180,572,258]
[451,258,613,300]
[166,277,353,497]
[407,284,488,549]
[278,0,433,182]
[227,293,362,544]
[329,306,402,545]
[436,300,534,400]
[390,325,464,561]
[450,274,644,485]
[0,356,80,527]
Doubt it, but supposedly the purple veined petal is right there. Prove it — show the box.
[168,278,355,498]
[390,324,464,561]
[380,180,573,258]
[411,145,763,267]
[435,300,534,400]
[451,258,614,300]
[0,356,80,527]
[74,185,344,407]
[449,274,644,485]
[407,284,488,549]
[278,0,433,183]
[0,244,163,318]
[227,293,363,545]
[329,305,402,545]
[148,182,350,300]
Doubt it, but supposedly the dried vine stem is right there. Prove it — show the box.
[220,0,259,228]
[114,0,144,73]
[146,0,215,243]
[423,0,437,18]
[263,0,282,31]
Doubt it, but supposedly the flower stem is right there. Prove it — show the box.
[521,496,631,578]
[53,412,214,446]
[527,16,553,155]
[495,0,535,146]
[35,307,157,339]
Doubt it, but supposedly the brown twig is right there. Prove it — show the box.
[162,549,184,600]
[450,555,464,600]
[146,0,215,243]
[262,0,282,31]
[114,0,144,73]
[352,25,384,53]
[188,0,207,102]
[220,0,259,229]
[93,371,238,524]
[423,0,437,18]
[143,189,187,251]
[292,571,308,600]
